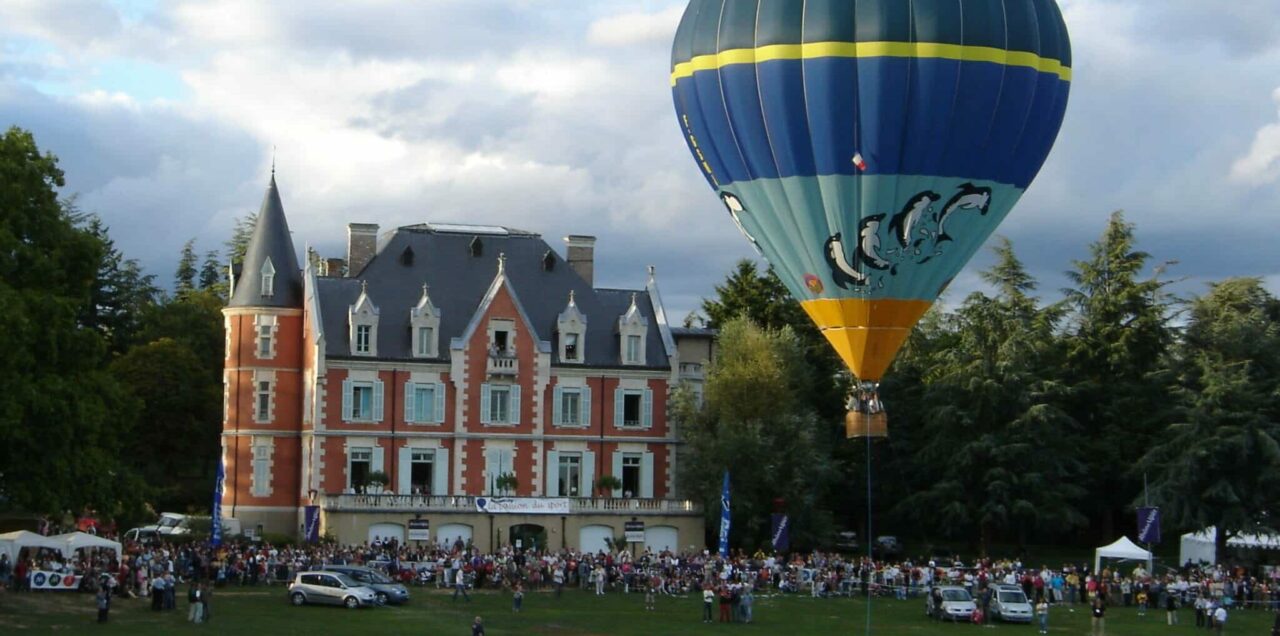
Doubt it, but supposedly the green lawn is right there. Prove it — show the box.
[1,586,1272,634]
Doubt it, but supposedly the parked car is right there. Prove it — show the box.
[927,585,977,622]
[989,584,1034,623]
[288,571,378,609]
[321,565,410,605]
[873,535,902,559]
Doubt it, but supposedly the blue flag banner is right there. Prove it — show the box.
[1137,507,1161,544]
[304,505,321,544]
[771,513,790,552]
[211,457,226,547]
[718,471,731,558]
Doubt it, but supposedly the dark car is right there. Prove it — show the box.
[321,565,410,605]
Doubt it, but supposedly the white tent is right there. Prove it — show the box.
[50,532,122,560]
[1179,527,1280,566]
[0,530,69,563]
[1094,536,1153,573]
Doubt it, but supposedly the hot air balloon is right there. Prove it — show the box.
[671,0,1071,437]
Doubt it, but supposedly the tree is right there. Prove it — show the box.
[1061,211,1176,540]
[80,212,160,356]
[1140,278,1280,562]
[675,318,837,549]
[226,211,258,273]
[0,127,144,516]
[199,249,223,294]
[175,238,198,294]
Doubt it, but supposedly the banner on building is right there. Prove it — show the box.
[771,514,790,552]
[31,571,81,591]
[718,471,731,559]
[211,456,226,547]
[1137,507,1161,544]
[303,505,321,544]
[625,520,645,543]
[408,519,430,542]
[474,497,571,515]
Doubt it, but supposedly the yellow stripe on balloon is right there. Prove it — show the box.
[670,40,1072,86]
[800,298,933,383]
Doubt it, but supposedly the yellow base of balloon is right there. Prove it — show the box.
[846,409,889,439]
[800,298,932,383]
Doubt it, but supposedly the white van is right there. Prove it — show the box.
[124,513,241,541]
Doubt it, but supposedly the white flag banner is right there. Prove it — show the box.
[31,571,82,590]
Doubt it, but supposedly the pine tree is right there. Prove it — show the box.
[175,238,198,294]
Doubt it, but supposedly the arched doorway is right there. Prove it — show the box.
[578,524,614,553]
[436,523,473,552]
[367,522,405,545]
[508,524,547,552]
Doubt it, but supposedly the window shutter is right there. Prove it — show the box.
[581,451,595,497]
[372,379,385,421]
[546,450,560,497]
[552,386,563,425]
[342,379,353,421]
[480,384,492,424]
[404,382,416,423]
[640,451,654,498]
[642,388,654,428]
[434,383,446,424]
[614,389,624,428]
[510,385,521,425]
[433,448,449,496]
[397,446,412,494]
[611,452,623,497]
[373,445,385,473]
[581,386,592,428]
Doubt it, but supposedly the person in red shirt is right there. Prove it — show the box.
[719,584,733,622]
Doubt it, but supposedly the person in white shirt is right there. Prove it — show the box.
[1212,604,1227,634]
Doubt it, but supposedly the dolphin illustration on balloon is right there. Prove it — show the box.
[671,0,1072,437]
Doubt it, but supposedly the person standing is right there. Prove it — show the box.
[201,583,212,623]
[1091,594,1106,636]
[702,584,714,623]
[718,583,732,623]
[512,581,523,613]
[453,567,471,602]
[187,583,204,623]
[96,587,110,623]
[1212,604,1227,635]
[741,584,754,624]
[553,566,565,599]
[1035,597,1049,634]
[1166,587,1179,625]
[472,616,486,636]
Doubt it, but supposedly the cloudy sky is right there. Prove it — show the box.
[3,0,1280,320]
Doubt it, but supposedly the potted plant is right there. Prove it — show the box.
[595,475,622,496]
[366,470,390,494]
[495,472,519,495]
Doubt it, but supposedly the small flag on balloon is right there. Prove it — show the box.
[852,152,867,171]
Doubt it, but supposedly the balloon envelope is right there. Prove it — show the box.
[671,0,1072,382]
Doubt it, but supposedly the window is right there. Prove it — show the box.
[255,380,271,422]
[251,444,271,497]
[261,257,275,297]
[626,335,642,363]
[622,454,641,497]
[557,453,581,497]
[561,390,581,426]
[413,385,435,423]
[417,327,433,356]
[355,325,372,353]
[623,393,641,427]
[410,450,434,495]
[614,388,652,429]
[342,378,385,422]
[257,325,273,358]
[489,385,510,423]
[353,384,372,419]
[484,447,514,495]
[493,329,509,353]
[349,448,372,492]
[564,333,579,361]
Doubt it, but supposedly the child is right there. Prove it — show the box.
[512,581,523,613]
[972,606,985,625]
[1035,598,1049,634]
[1136,588,1148,617]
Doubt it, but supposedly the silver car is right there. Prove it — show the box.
[927,585,977,622]
[288,571,378,609]
[990,584,1034,623]
[321,565,411,605]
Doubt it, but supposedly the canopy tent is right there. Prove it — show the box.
[1180,527,1280,566]
[0,530,69,563]
[1094,536,1153,573]
[50,532,122,560]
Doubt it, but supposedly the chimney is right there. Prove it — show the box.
[322,258,347,277]
[346,223,378,277]
[564,235,596,287]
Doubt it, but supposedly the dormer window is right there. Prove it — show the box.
[260,257,276,297]
[557,290,586,364]
[410,283,441,359]
[348,281,379,357]
[617,292,648,366]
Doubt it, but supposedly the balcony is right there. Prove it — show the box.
[679,362,704,379]
[487,349,518,376]
[321,494,703,516]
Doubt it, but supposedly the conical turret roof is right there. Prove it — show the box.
[229,175,303,308]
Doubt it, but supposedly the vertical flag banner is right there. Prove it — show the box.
[211,455,226,546]
[1137,507,1161,544]
[771,514,791,553]
[718,471,731,558]
[304,505,321,544]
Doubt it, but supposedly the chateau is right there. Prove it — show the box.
[221,176,711,552]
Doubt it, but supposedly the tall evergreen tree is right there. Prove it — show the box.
[199,249,222,292]
[80,213,160,356]
[175,238,198,294]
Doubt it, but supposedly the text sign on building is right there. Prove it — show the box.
[475,497,571,515]
[408,518,430,542]
[625,520,645,543]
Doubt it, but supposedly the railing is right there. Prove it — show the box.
[321,494,702,515]
[679,362,704,379]
[487,351,518,375]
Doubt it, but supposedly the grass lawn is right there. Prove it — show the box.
[1,585,1273,634]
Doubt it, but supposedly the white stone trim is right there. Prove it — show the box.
[253,314,279,360]
[252,370,277,423]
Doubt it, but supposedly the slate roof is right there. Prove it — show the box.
[315,225,671,369]
[229,176,304,309]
